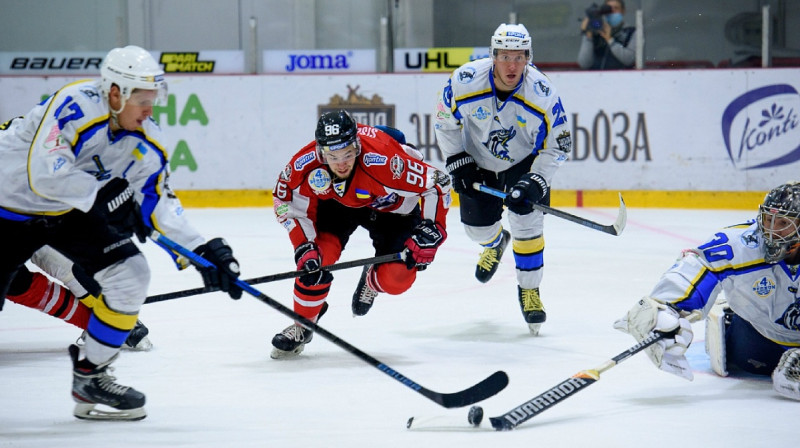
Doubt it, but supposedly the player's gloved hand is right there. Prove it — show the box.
[504,173,548,215]
[445,152,481,199]
[294,242,333,287]
[194,238,242,299]
[614,297,695,380]
[88,178,148,243]
[404,219,447,271]
[773,348,800,401]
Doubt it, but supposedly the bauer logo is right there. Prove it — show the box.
[721,84,800,170]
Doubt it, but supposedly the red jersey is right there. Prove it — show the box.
[273,124,452,249]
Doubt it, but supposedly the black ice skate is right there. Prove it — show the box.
[270,302,328,359]
[351,265,379,316]
[475,230,510,283]
[69,344,146,421]
[518,286,546,336]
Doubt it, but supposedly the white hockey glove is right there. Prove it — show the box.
[614,297,695,381]
[772,348,800,401]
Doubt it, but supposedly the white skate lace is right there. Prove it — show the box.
[281,324,306,342]
[96,367,130,395]
[357,284,378,305]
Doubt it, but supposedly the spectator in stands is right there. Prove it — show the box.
[577,0,636,70]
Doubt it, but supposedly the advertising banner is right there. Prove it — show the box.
[263,50,376,73]
[1,67,798,193]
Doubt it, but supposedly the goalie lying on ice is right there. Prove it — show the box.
[615,181,800,401]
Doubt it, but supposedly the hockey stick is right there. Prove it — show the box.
[466,311,703,431]
[150,230,509,408]
[472,183,627,236]
[144,252,403,305]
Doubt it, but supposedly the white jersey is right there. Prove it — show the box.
[434,58,571,183]
[0,79,204,260]
[651,221,800,347]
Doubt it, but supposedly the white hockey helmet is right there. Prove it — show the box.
[100,45,167,108]
[491,23,532,60]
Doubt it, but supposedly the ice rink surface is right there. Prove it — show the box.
[1,205,795,447]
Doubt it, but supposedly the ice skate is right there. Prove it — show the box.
[475,230,510,283]
[69,344,146,421]
[270,302,328,359]
[76,320,153,351]
[518,286,546,335]
[351,266,379,316]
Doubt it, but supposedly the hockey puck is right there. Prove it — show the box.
[467,405,484,426]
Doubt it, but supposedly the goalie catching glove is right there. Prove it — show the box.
[294,242,333,287]
[773,348,800,401]
[614,297,695,380]
[193,238,242,299]
[404,219,447,271]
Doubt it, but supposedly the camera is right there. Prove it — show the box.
[585,3,613,31]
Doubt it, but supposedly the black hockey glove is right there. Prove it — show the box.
[295,242,333,287]
[404,219,447,271]
[194,238,242,299]
[88,178,148,243]
[505,173,548,215]
[445,152,481,199]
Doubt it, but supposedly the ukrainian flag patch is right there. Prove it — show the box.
[356,188,370,199]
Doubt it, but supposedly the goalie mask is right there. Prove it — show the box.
[757,182,800,263]
[315,110,361,164]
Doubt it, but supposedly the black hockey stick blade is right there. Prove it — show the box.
[152,231,508,408]
[473,183,626,236]
[144,251,404,304]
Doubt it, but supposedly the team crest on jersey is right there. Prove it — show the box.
[752,276,777,298]
[483,116,515,162]
[280,164,292,182]
[471,106,491,121]
[370,193,399,210]
[390,155,405,179]
[741,230,760,249]
[80,87,101,103]
[295,151,317,171]
[457,67,477,84]
[556,130,572,153]
[333,181,346,197]
[775,298,800,331]
[363,153,387,167]
[308,168,331,194]
[533,79,552,97]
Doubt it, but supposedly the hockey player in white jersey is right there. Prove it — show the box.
[435,23,572,335]
[615,182,800,401]
[0,46,243,420]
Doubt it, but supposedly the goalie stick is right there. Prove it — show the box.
[151,230,509,408]
[144,252,403,304]
[472,183,627,236]
[407,311,701,430]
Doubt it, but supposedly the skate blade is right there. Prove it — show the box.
[270,344,305,360]
[527,323,542,336]
[74,403,146,421]
[123,336,153,352]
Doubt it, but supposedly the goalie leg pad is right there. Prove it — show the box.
[704,299,730,377]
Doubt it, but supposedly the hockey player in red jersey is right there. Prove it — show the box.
[270,110,451,358]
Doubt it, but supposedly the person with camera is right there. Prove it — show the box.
[577,0,636,70]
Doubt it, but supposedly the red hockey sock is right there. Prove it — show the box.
[5,272,90,329]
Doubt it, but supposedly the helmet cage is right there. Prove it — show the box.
[757,182,800,263]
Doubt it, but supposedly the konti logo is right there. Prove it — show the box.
[722,84,800,170]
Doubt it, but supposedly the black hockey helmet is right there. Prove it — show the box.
[315,110,361,163]
[757,181,800,263]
